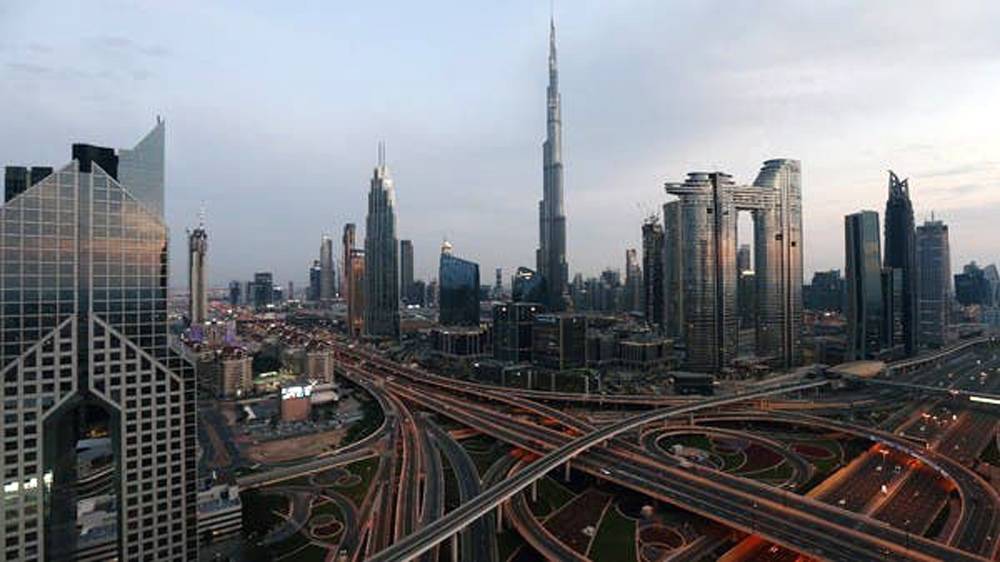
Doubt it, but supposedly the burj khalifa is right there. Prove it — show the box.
[537,18,569,310]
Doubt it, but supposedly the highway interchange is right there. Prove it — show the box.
[234,322,1000,562]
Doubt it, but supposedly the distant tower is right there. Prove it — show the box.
[641,217,664,328]
[884,171,918,355]
[624,248,642,313]
[438,241,480,326]
[188,211,208,324]
[319,234,336,303]
[400,239,414,303]
[494,267,503,298]
[343,223,364,337]
[536,16,569,310]
[364,143,400,338]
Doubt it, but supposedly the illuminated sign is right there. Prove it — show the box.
[281,385,313,400]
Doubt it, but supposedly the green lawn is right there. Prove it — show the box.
[338,456,379,506]
[241,490,289,538]
[528,477,576,518]
[980,437,1000,466]
[589,505,636,562]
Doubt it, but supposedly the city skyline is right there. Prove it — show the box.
[2,2,1000,288]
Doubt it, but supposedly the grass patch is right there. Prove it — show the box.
[338,457,379,506]
[241,489,289,539]
[743,461,794,482]
[528,477,577,518]
[589,506,636,562]
[925,502,950,539]
[980,436,1000,466]
[280,542,329,562]
[342,394,384,446]
[497,528,526,561]
[659,433,712,452]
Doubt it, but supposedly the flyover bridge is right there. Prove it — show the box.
[366,380,831,562]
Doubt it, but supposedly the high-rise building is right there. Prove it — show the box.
[803,270,845,312]
[916,218,950,347]
[883,171,918,355]
[228,280,242,306]
[309,260,322,301]
[512,266,547,304]
[4,166,53,203]
[533,313,587,370]
[845,211,884,360]
[494,267,503,299]
[663,160,803,372]
[493,302,540,362]
[955,261,995,307]
[364,143,400,338]
[253,272,274,308]
[118,118,166,217]
[0,121,197,561]
[536,18,568,311]
[624,248,642,313]
[438,241,480,326]
[400,239,414,304]
[188,223,208,324]
[641,216,664,328]
[319,235,336,303]
[347,250,366,337]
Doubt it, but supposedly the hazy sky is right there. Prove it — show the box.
[2,1,999,288]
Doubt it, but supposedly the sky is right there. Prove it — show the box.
[2,1,1000,289]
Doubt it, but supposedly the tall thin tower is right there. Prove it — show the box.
[188,210,208,324]
[364,142,400,338]
[537,16,568,310]
[884,171,918,355]
[319,234,335,303]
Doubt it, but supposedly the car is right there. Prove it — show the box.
[599,468,611,476]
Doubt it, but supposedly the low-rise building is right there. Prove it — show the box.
[197,483,243,544]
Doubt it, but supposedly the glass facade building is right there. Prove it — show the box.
[439,251,480,326]
[0,122,197,561]
[845,211,884,360]
[512,267,546,304]
[363,144,399,338]
[916,219,950,347]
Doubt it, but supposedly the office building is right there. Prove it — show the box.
[641,216,664,328]
[400,239,414,303]
[532,313,587,370]
[955,261,997,307]
[883,171,918,355]
[438,242,480,326]
[308,260,322,302]
[228,280,241,306]
[624,248,642,313]
[0,121,197,561]
[188,223,208,324]
[536,18,569,310]
[493,302,540,362]
[347,250,366,337]
[736,244,751,273]
[881,267,905,355]
[319,234,336,303]
[4,166,53,204]
[253,272,274,308]
[803,270,845,312]
[916,218,950,347]
[118,118,166,217]
[845,211,884,359]
[512,266,547,304]
[662,160,803,372]
[364,143,400,338]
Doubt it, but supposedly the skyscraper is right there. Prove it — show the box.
[752,159,803,368]
[343,223,364,337]
[663,161,803,372]
[400,239,414,303]
[0,121,197,561]
[253,271,274,308]
[319,234,336,303]
[188,221,208,324]
[641,216,664,328]
[624,248,642,313]
[884,171,918,355]
[845,211,884,360]
[512,266,547,304]
[916,218,950,347]
[364,143,399,338]
[536,18,568,310]
[438,241,480,326]
[736,244,751,273]
[118,118,166,217]
[309,260,322,301]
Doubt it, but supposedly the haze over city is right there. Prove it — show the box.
[3,0,999,286]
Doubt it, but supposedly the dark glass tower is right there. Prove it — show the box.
[512,266,547,304]
[641,215,664,329]
[883,171,918,355]
[0,121,197,561]
[438,243,480,326]
[364,143,399,338]
[400,239,414,304]
[845,211,884,359]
